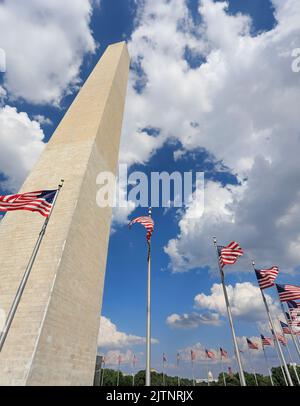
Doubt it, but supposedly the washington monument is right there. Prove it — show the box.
[0,42,129,385]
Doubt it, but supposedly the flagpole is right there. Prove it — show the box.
[213,237,246,386]
[191,357,196,386]
[276,291,300,361]
[272,338,288,386]
[220,355,226,386]
[145,207,152,387]
[177,354,180,386]
[251,261,293,386]
[162,357,165,386]
[283,333,300,385]
[262,345,274,386]
[287,306,300,349]
[247,346,258,386]
[117,359,120,386]
[0,180,64,352]
[205,358,210,386]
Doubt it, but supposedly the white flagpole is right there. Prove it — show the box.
[191,357,196,386]
[262,345,274,386]
[145,207,152,386]
[117,359,121,386]
[273,338,288,386]
[177,354,180,386]
[276,293,300,361]
[0,180,64,352]
[213,238,246,386]
[162,357,166,386]
[247,346,258,386]
[220,353,227,386]
[205,358,210,386]
[284,334,300,385]
[251,261,294,386]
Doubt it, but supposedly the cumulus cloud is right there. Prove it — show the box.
[97,316,158,349]
[0,0,98,104]
[178,342,228,364]
[102,349,138,366]
[0,105,45,190]
[119,0,300,274]
[166,311,221,329]
[32,115,52,126]
[194,282,281,323]
[237,336,264,358]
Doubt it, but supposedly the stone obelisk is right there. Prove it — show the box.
[0,42,129,385]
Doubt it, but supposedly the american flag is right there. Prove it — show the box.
[163,353,167,363]
[280,321,291,335]
[247,338,259,350]
[287,300,300,310]
[254,267,279,290]
[285,312,299,328]
[217,241,243,268]
[276,284,300,302]
[277,333,287,346]
[287,301,300,317]
[129,216,154,241]
[0,190,57,218]
[191,350,196,361]
[261,334,272,346]
[205,349,215,359]
[220,347,228,358]
[286,313,300,327]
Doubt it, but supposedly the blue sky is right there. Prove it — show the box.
[1,0,300,380]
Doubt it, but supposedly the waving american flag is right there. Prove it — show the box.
[220,347,228,358]
[205,349,215,359]
[129,216,154,241]
[247,338,259,350]
[261,334,272,346]
[280,321,291,335]
[191,349,196,361]
[0,190,57,217]
[277,284,300,302]
[277,333,287,346]
[255,267,279,290]
[217,241,243,268]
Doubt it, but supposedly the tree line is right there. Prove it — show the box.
[94,365,300,386]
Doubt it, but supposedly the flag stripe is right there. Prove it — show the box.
[0,190,57,218]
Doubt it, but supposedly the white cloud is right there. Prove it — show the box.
[0,105,45,190]
[32,115,52,126]
[194,282,281,323]
[0,0,98,104]
[97,316,158,349]
[102,349,137,366]
[178,342,227,364]
[166,311,221,329]
[119,0,300,274]
[237,336,263,356]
